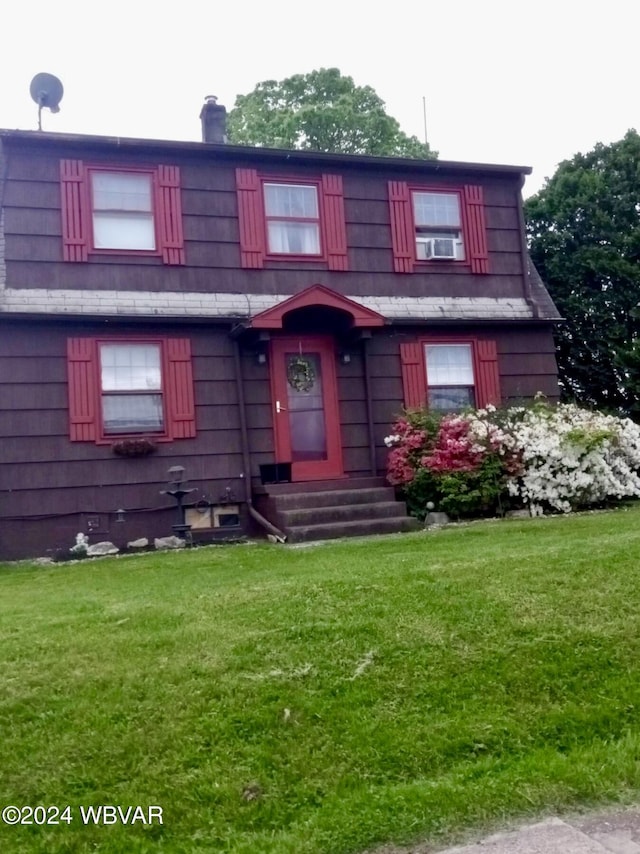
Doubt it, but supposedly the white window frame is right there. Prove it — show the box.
[413,191,465,261]
[424,343,476,411]
[99,342,165,435]
[90,170,156,252]
[263,182,322,256]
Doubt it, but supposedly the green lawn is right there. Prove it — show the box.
[2,508,640,853]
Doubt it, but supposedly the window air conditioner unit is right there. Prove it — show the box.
[417,237,457,260]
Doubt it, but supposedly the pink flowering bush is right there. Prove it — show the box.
[385,401,640,519]
[385,408,519,518]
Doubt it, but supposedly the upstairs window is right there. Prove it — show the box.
[235,169,348,271]
[91,172,156,251]
[425,343,475,411]
[100,343,164,434]
[413,192,465,261]
[264,183,321,255]
[388,181,489,274]
[60,160,185,264]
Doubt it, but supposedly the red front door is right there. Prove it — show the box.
[270,335,343,481]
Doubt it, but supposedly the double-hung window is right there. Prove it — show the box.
[425,343,475,411]
[60,160,185,264]
[99,343,164,434]
[399,338,500,411]
[263,183,321,255]
[91,171,156,251]
[67,337,196,443]
[413,192,464,261]
[235,169,348,270]
[388,181,489,274]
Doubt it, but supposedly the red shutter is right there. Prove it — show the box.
[475,339,501,407]
[157,165,185,265]
[67,338,98,441]
[60,160,88,262]
[321,174,348,271]
[463,185,489,274]
[236,168,265,269]
[165,338,196,439]
[388,181,415,273]
[400,342,426,409]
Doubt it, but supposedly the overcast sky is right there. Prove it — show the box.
[2,0,636,197]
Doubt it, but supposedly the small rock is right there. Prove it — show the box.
[241,782,263,802]
[127,538,149,549]
[154,535,185,550]
[87,541,120,556]
[505,509,532,519]
[424,511,450,528]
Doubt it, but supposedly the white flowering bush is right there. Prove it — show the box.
[503,403,640,515]
[385,401,640,518]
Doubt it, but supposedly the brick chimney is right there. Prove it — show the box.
[200,96,227,144]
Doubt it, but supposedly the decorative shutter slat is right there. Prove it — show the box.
[157,165,186,265]
[60,160,88,262]
[463,185,489,274]
[236,168,265,269]
[400,342,426,409]
[166,338,196,439]
[388,181,414,273]
[67,338,97,441]
[475,339,501,407]
[321,173,348,271]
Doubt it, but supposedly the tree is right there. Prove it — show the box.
[227,68,435,159]
[525,130,640,415]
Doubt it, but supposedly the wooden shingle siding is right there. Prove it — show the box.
[0,322,247,550]
[3,149,529,301]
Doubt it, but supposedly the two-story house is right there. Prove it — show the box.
[0,99,560,560]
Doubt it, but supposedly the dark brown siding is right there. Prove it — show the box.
[366,325,560,472]
[0,319,245,559]
[3,147,529,305]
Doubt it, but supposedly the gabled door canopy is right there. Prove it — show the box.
[250,285,385,330]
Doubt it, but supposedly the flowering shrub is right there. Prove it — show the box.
[385,402,640,519]
[385,406,518,518]
[504,403,640,515]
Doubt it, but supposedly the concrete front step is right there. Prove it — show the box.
[279,500,405,527]
[284,516,420,544]
[271,486,396,511]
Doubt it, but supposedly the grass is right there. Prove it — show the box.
[2,507,640,853]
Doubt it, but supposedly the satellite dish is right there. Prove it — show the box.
[29,73,64,130]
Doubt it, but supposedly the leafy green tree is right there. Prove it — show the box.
[228,68,435,158]
[525,130,640,414]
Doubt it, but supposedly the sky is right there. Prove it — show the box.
[1,0,636,198]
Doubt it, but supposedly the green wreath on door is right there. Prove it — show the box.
[287,356,315,392]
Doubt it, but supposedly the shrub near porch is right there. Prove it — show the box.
[385,402,640,519]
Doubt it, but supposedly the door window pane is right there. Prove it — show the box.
[286,353,327,461]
